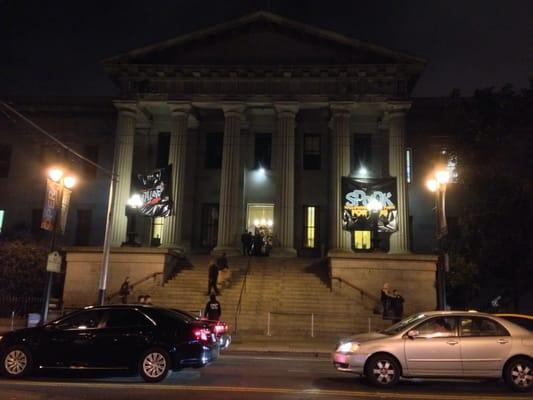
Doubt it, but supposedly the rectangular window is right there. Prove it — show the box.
[151,217,164,246]
[254,133,272,169]
[303,134,321,170]
[406,148,413,183]
[82,145,99,178]
[0,144,12,178]
[353,134,372,171]
[354,231,371,250]
[156,132,170,168]
[0,210,4,233]
[205,133,223,169]
[75,209,92,246]
[303,206,317,248]
[200,204,219,248]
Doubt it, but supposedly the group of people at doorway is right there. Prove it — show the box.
[241,229,273,256]
[380,282,404,323]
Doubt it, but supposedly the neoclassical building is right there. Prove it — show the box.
[100,11,426,256]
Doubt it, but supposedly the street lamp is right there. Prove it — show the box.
[366,198,383,251]
[426,167,450,311]
[40,167,76,324]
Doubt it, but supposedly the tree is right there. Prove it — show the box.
[0,239,47,297]
[447,85,533,311]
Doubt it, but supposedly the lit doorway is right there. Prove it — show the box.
[246,203,274,234]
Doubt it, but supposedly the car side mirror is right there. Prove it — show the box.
[407,330,419,339]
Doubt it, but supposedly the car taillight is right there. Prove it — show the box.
[214,322,227,334]
[193,327,210,342]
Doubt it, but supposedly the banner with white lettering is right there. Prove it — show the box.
[341,177,398,233]
[41,178,61,231]
[137,165,172,218]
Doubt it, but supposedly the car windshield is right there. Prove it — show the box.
[380,313,427,335]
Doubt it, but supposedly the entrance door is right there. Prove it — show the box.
[246,203,274,235]
[201,203,219,249]
[247,204,274,255]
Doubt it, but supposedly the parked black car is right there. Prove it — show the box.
[171,309,232,350]
[0,305,219,382]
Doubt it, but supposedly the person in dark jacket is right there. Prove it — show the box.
[391,289,404,323]
[380,282,395,321]
[119,277,132,304]
[216,252,229,270]
[206,260,220,295]
[204,294,222,321]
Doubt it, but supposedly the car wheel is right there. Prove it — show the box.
[364,354,401,388]
[138,348,170,383]
[1,346,33,378]
[504,357,533,392]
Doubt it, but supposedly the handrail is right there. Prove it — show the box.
[107,272,163,302]
[233,256,252,333]
[330,275,379,303]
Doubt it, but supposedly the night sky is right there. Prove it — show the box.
[1,0,531,97]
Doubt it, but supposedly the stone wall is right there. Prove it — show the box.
[63,247,179,307]
[329,252,437,316]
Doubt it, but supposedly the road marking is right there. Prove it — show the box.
[1,380,529,400]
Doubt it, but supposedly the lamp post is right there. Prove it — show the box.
[40,167,76,324]
[366,198,383,251]
[426,168,450,311]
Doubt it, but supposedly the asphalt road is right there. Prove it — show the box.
[0,353,530,400]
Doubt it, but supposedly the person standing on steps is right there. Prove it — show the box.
[241,231,251,256]
[119,276,132,304]
[206,259,220,295]
[204,294,222,321]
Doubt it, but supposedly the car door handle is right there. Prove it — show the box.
[446,340,459,345]
[497,339,509,344]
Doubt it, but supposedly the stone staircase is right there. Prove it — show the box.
[150,255,387,340]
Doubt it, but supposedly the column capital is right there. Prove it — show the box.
[274,102,299,116]
[385,102,411,118]
[113,100,138,118]
[168,101,192,117]
[221,102,246,118]
[330,102,357,116]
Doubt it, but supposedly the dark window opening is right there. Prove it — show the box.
[156,132,170,168]
[205,133,223,169]
[76,209,92,246]
[254,133,272,169]
[0,144,12,178]
[200,204,219,248]
[303,134,321,170]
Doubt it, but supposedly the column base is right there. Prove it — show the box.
[270,247,297,257]
[211,246,241,257]
[327,248,354,257]
[159,241,189,255]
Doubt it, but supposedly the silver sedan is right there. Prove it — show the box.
[332,311,533,392]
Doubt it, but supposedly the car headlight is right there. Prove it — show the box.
[337,342,359,353]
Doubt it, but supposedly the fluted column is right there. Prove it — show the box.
[329,103,352,253]
[110,101,137,247]
[274,102,299,256]
[161,102,191,249]
[214,103,245,254]
[388,107,410,253]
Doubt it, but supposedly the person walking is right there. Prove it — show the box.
[241,231,250,256]
[119,276,132,304]
[204,294,222,321]
[206,259,220,295]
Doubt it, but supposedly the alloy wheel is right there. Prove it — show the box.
[372,359,396,384]
[142,352,167,379]
[510,362,532,390]
[4,350,28,376]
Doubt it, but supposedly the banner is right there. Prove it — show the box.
[59,188,71,235]
[341,177,398,233]
[137,165,172,217]
[41,178,61,231]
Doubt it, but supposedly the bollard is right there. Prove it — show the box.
[311,313,315,338]
[267,312,271,336]
[11,310,15,331]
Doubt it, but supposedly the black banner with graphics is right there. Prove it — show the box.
[341,177,398,233]
[137,165,172,217]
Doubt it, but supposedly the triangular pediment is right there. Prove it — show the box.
[105,12,425,67]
